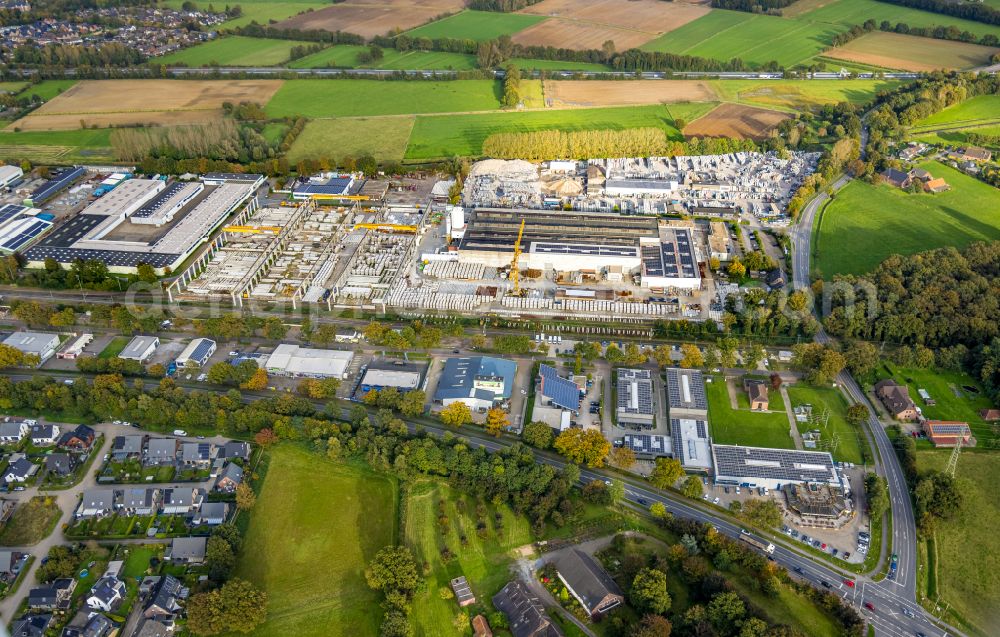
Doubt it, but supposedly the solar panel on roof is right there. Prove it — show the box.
[539,364,580,411]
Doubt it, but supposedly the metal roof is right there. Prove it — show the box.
[712,444,839,485]
[665,368,708,412]
[539,364,580,411]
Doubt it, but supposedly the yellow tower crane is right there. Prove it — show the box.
[510,218,526,296]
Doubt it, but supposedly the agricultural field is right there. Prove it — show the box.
[918,449,1000,635]
[11,79,282,131]
[910,95,1000,132]
[0,81,27,94]
[157,36,313,67]
[17,79,76,102]
[512,18,653,51]
[786,385,865,464]
[795,0,1000,40]
[543,79,719,107]
[510,58,610,71]
[404,478,532,636]
[275,0,465,39]
[404,10,543,41]
[705,375,795,449]
[162,0,325,29]
[236,445,397,637]
[710,78,900,111]
[403,102,711,160]
[814,161,1000,278]
[683,103,790,139]
[825,32,999,71]
[287,117,415,163]
[0,128,114,164]
[642,10,846,68]
[914,126,1000,147]
[289,45,477,70]
[884,364,995,443]
[264,79,502,118]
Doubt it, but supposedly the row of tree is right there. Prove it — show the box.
[830,18,1000,49]
[875,0,1000,26]
[110,119,272,163]
[483,127,672,161]
[711,0,798,16]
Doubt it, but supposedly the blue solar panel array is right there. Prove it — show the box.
[188,339,215,365]
[0,204,26,226]
[539,364,581,412]
[1,219,52,251]
[29,166,86,204]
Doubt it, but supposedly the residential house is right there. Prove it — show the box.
[121,488,158,515]
[957,146,992,162]
[28,578,74,610]
[166,536,207,564]
[554,549,625,617]
[450,575,476,607]
[874,380,918,421]
[30,423,60,446]
[146,438,178,465]
[0,420,29,443]
[161,487,201,514]
[111,434,145,461]
[898,143,925,161]
[980,408,1000,422]
[77,488,117,518]
[85,576,126,612]
[909,167,932,182]
[880,168,911,188]
[924,177,949,193]
[492,580,562,637]
[180,442,212,468]
[215,462,243,493]
[0,550,21,577]
[10,614,51,637]
[472,615,493,637]
[192,502,228,526]
[744,379,769,411]
[60,610,114,637]
[57,425,96,450]
[923,421,974,448]
[44,452,78,477]
[3,456,38,483]
[143,574,185,619]
[135,618,174,637]
[218,440,250,461]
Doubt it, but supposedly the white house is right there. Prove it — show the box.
[0,420,29,443]
[30,423,60,446]
[86,576,126,612]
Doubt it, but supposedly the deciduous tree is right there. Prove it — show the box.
[648,457,684,489]
[439,402,472,427]
[630,568,672,615]
[553,428,611,467]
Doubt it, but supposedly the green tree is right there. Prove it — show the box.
[187,578,268,635]
[706,591,745,632]
[206,535,236,581]
[679,343,703,369]
[739,499,782,529]
[522,421,554,449]
[235,482,256,511]
[632,614,673,637]
[605,343,626,363]
[682,475,703,499]
[845,341,880,377]
[398,390,426,418]
[630,568,672,615]
[648,457,684,489]
[847,403,870,425]
[439,401,472,427]
[485,407,509,437]
[365,546,420,595]
[649,501,669,521]
[553,428,611,467]
[262,317,288,340]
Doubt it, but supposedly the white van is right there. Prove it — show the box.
[173,429,188,437]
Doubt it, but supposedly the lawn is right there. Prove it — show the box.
[786,385,865,464]
[265,79,502,118]
[157,36,313,67]
[18,79,77,101]
[705,375,795,449]
[885,363,995,444]
[287,117,415,163]
[236,445,397,637]
[290,45,478,70]
[0,128,114,164]
[825,31,999,71]
[910,95,1000,132]
[796,0,1000,40]
[814,161,1000,278]
[914,125,1000,147]
[404,478,533,636]
[710,79,900,112]
[917,449,1000,634]
[261,122,288,145]
[0,496,60,546]
[0,81,28,94]
[121,544,162,579]
[162,0,325,29]
[404,10,544,41]
[641,10,847,68]
[404,103,711,160]
[98,336,130,359]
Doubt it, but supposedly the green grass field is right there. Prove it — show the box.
[705,375,795,449]
[511,58,610,71]
[158,36,313,66]
[287,116,415,162]
[98,336,130,359]
[236,446,397,637]
[0,128,113,164]
[797,0,1000,39]
[290,45,478,70]
[261,122,288,145]
[405,478,532,636]
[885,364,995,443]
[265,79,502,118]
[711,79,900,112]
[786,385,865,464]
[918,449,1000,634]
[404,102,712,160]
[0,496,60,546]
[19,79,77,101]
[910,95,1000,132]
[0,81,28,94]
[404,10,543,41]
[162,0,324,29]
[814,161,1000,278]
[642,10,847,68]
[914,125,1000,147]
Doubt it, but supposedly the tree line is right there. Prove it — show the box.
[466,0,543,11]
[830,18,1000,48]
[711,0,798,16]
[875,0,1000,26]
[10,42,146,67]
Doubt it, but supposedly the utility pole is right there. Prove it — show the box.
[945,434,963,477]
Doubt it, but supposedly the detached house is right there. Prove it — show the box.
[215,463,243,493]
[161,487,202,514]
[57,425,96,450]
[193,502,228,526]
[218,440,251,461]
[0,420,29,443]
[744,379,769,411]
[874,380,918,421]
[85,576,126,612]
[112,434,146,461]
[181,442,212,468]
[77,489,116,518]
[28,578,74,610]
[144,574,185,619]
[553,550,624,618]
[3,456,38,483]
[30,424,60,446]
[44,453,77,477]
[10,614,51,637]
[166,537,207,564]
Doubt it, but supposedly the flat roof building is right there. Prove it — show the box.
[57,333,93,360]
[435,356,516,411]
[621,434,670,459]
[2,331,60,363]
[670,418,712,472]
[80,178,165,222]
[712,445,840,490]
[265,344,354,379]
[359,365,423,393]
[26,166,85,206]
[0,165,23,189]
[616,368,654,430]
[665,368,708,419]
[120,335,159,362]
[538,364,581,412]
[176,338,216,368]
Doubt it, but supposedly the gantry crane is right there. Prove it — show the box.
[510,218,525,296]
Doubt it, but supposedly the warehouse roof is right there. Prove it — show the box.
[360,368,421,391]
[622,434,670,456]
[665,368,708,412]
[176,338,215,365]
[120,335,158,360]
[539,364,580,412]
[2,331,58,355]
[616,368,653,416]
[435,356,516,402]
[712,445,839,485]
[265,344,353,377]
[29,166,85,204]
